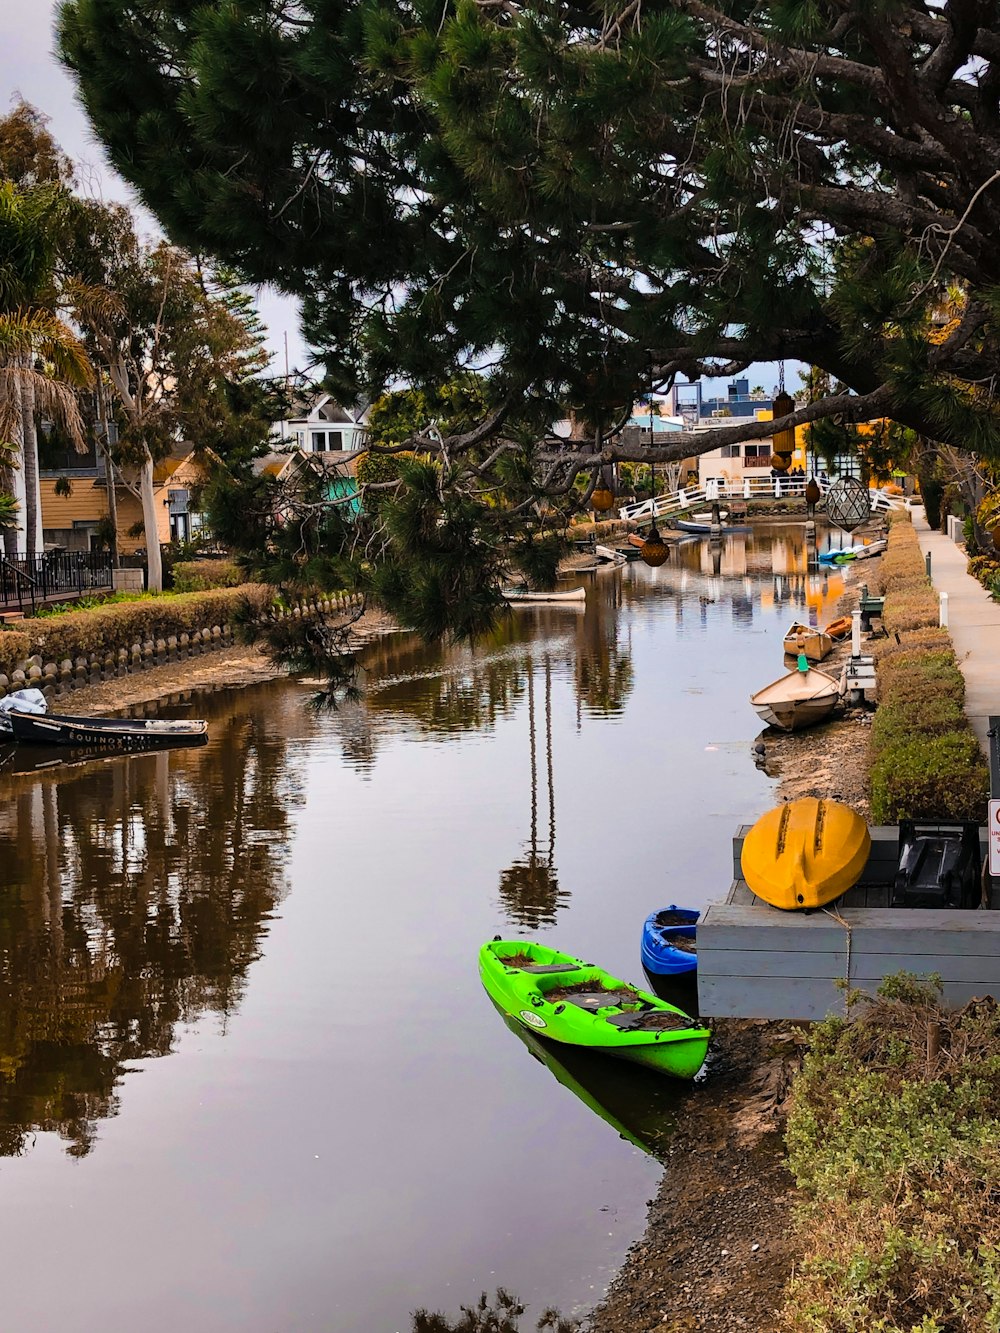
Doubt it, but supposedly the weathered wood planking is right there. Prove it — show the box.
[703,826,999,1020]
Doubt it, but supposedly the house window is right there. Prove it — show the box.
[295,430,305,448]
[311,430,344,451]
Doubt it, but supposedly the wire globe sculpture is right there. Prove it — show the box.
[825,476,871,532]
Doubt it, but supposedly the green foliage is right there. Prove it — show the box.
[6,586,271,665]
[0,630,31,673]
[58,0,1000,460]
[868,520,987,822]
[782,983,1000,1331]
[171,559,243,593]
[871,730,988,823]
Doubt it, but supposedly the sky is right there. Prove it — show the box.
[4,5,800,401]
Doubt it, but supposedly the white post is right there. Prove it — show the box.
[940,591,949,628]
[744,477,752,499]
[851,608,862,657]
[706,478,718,501]
[774,479,781,498]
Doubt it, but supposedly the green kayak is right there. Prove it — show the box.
[479,939,711,1079]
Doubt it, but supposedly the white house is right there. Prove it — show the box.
[272,393,369,457]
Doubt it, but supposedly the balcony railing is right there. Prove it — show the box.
[0,551,114,613]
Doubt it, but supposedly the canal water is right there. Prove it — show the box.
[0,524,848,1332]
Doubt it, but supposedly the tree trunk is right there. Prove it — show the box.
[20,378,41,560]
[0,459,17,557]
[139,452,163,591]
[97,386,120,568]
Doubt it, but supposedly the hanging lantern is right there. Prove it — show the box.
[825,476,871,532]
[772,389,796,455]
[641,525,669,567]
[770,452,791,472]
[805,476,822,506]
[591,486,615,513]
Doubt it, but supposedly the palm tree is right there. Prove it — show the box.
[0,182,92,558]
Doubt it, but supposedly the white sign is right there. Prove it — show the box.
[990,800,1000,877]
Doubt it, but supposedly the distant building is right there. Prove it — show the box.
[272,392,368,461]
[667,377,773,422]
[39,445,216,552]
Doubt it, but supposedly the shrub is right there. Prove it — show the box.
[872,626,950,662]
[0,630,32,674]
[870,730,988,822]
[9,585,272,665]
[877,647,965,706]
[881,584,939,634]
[869,694,967,757]
[172,559,244,593]
[781,981,1000,1332]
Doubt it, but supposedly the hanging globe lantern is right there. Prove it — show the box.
[772,389,796,455]
[641,524,669,567]
[805,476,822,506]
[591,486,615,513]
[825,476,872,532]
[770,452,791,472]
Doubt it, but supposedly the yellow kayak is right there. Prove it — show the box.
[740,798,871,910]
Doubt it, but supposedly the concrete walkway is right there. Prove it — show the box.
[912,506,1000,750]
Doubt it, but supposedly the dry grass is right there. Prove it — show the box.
[781,980,1000,1332]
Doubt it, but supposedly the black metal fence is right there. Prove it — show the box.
[0,551,115,613]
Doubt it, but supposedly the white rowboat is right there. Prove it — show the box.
[503,588,587,604]
[750,666,840,732]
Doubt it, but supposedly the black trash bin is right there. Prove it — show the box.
[891,820,982,909]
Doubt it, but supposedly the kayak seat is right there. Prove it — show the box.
[605,1011,699,1033]
[560,989,636,1010]
[518,963,582,974]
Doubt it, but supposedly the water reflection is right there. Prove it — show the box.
[496,1006,682,1161]
[498,657,568,928]
[0,691,301,1157]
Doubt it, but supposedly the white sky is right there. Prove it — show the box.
[3,5,800,399]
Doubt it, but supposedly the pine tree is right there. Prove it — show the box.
[58,0,1000,468]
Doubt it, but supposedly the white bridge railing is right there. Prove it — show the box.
[618,476,905,523]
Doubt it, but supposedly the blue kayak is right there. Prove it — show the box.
[641,907,699,976]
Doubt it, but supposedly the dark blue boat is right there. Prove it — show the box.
[641,906,699,976]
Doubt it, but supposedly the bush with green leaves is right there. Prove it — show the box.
[868,521,987,822]
[2,586,271,667]
[0,630,32,675]
[871,731,988,823]
[781,978,1000,1332]
[171,560,244,593]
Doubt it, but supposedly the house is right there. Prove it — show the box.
[253,448,362,519]
[696,410,809,488]
[272,392,369,463]
[667,377,774,423]
[39,446,216,553]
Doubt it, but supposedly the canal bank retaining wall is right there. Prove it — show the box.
[0,590,364,702]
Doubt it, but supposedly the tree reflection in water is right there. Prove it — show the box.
[0,691,301,1157]
[498,656,568,929]
[412,1289,574,1332]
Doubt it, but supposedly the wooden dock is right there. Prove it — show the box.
[698,826,1000,1020]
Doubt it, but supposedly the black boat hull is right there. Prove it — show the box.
[7,711,208,750]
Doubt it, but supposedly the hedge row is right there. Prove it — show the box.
[172,559,244,593]
[0,586,271,675]
[868,518,988,822]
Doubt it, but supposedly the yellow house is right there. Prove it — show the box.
[40,448,215,554]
